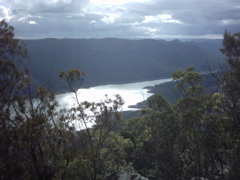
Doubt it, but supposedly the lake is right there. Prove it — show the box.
[56,78,172,111]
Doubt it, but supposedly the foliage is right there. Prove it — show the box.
[1,20,239,180]
[119,31,240,180]
[220,31,240,179]
[24,37,223,89]
[120,68,230,179]
[0,20,127,180]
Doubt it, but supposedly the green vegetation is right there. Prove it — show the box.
[24,37,224,90]
[0,20,239,179]
[0,20,125,180]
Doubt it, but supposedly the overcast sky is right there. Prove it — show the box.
[0,0,239,39]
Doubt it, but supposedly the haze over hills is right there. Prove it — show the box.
[24,38,224,91]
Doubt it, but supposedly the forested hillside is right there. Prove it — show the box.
[24,38,224,90]
[1,20,239,180]
[142,71,223,104]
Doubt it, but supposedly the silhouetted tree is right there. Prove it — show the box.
[220,31,240,179]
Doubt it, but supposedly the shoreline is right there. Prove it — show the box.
[55,77,173,111]
[55,76,171,95]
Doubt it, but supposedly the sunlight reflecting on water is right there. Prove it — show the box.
[56,78,172,129]
[56,78,172,111]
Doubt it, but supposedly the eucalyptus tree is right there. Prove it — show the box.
[59,69,125,179]
[220,31,240,179]
[0,19,77,180]
[0,19,30,179]
[172,67,227,179]
[0,19,129,180]
[141,94,180,179]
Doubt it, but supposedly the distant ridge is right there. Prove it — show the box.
[23,38,224,91]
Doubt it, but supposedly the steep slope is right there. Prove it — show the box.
[24,38,224,90]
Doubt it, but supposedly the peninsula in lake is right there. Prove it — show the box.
[24,38,224,91]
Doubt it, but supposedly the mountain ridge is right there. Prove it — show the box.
[23,38,224,91]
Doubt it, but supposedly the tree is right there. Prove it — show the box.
[141,95,180,179]
[220,31,240,123]
[0,20,129,180]
[120,67,228,179]
[0,20,76,180]
[120,94,181,179]
[0,19,30,179]
[59,69,125,179]
[172,67,229,179]
[220,31,240,179]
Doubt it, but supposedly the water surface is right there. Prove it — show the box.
[56,78,172,111]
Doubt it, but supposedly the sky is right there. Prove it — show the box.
[0,0,239,39]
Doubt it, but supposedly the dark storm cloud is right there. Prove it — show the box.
[10,0,87,15]
[1,0,239,39]
[125,0,240,36]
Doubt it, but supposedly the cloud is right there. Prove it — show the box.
[0,5,12,21]
[90,20,96,24]
[29,20,37,25]
[142,14,182,24]
[1,0,239,39]
[89,0,151,6]
[9,0,87,18]
[101,14,119,24]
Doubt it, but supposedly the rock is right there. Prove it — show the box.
[103,170,148,180]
